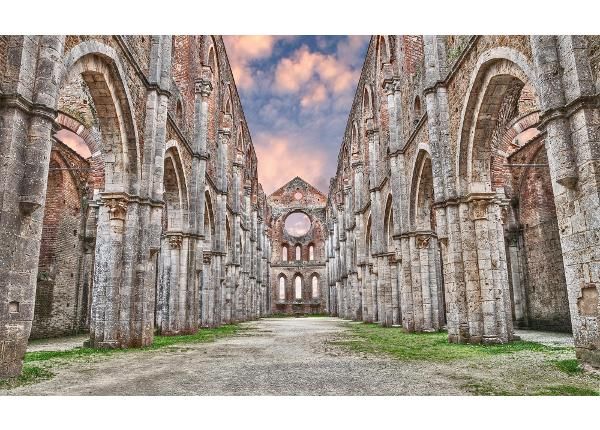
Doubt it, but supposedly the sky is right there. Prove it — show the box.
[223,36,370,196]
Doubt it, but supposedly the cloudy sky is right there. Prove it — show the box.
[223,36,370,195]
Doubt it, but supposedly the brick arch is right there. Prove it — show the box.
[383,193,394,251]
[365,213,372,257]
[221,83,234,128]
[60,42,141,194]
[409,148,435,231]
[202,36,219,77]
[362,84,374,121]
[236,125,244,153]
[33,147,87,338]
[491,111,541,194]
[455,49,540,196]
[204,188,215,249]
[351,121,360,161]
[55,112,104,191]
[163,145,189,232]
[376,35,392,64]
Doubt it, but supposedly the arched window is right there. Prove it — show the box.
[294,276,302,300]
[279,276,286,300]
[312,275,319,299]
[309,245,314,261]
[176,100,183,121]
[362,86,373,119]
[281,244,288,262]
[295,245,301,261]
[208,46,216,72]
[414,96,422,125]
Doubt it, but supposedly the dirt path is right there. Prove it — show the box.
[3,317,467,395]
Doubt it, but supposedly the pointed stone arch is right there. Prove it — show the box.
[60,41,141,195]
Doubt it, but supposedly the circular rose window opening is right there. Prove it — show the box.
[284,212,311,237]
[294,192,303,200]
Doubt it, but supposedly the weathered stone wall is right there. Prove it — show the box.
[325,35,600,369]
[268,177,327,314]
[0,35,271,379]
[32,141,89,339]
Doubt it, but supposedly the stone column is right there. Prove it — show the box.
[505,229,528,326]
[0,36,64,378]
[531,35,600,368]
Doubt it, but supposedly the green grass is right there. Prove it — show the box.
[533,385,599,396]
[338,323,561,362]
[554,359,583,375]
[24,324,242,364]
[337,323,600,396]
[0,364,54,390]
[464,381,598,396]
[0,325,243,391]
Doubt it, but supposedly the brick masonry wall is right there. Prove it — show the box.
[268,177,327,314]
[509,142,571,331]
[0,36,8,89]
[32,142,89,338]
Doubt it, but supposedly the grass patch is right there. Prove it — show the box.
[0,365,54,390]
[463,381,599,396]
[554,359,583,375]
[0,324,244,391]
[25,324,242,364]
[150,324,241,348]
[533,385,599,396]
[338,323,561,362]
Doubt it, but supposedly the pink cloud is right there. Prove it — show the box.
[274,46,319,92]
[223,36,280,90]
[274,43,361,106]
[254,132,326,195]
[300,83,327,107]
[336,36,370,67]
[54,129,91,159]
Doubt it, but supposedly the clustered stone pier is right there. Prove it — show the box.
[0,35,599,379]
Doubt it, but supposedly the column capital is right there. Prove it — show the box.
[195,79,213,97]
[382,77,401,95]
[469,199,489,221]
[415,234,431,249]
[168,234,183,249]
[102,194,129,221]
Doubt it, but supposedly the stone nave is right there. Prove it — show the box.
[0,35,599,379]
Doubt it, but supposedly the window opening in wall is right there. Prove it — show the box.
[284,211,311,237]
[279,276,285,300]
[295,276,302,300]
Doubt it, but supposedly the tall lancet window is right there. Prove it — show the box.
[295,276,302,299]
[279,276,286,300]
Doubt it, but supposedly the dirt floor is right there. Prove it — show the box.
[1,317,598,395]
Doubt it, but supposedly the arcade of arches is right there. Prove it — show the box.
[0,35,599,379]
